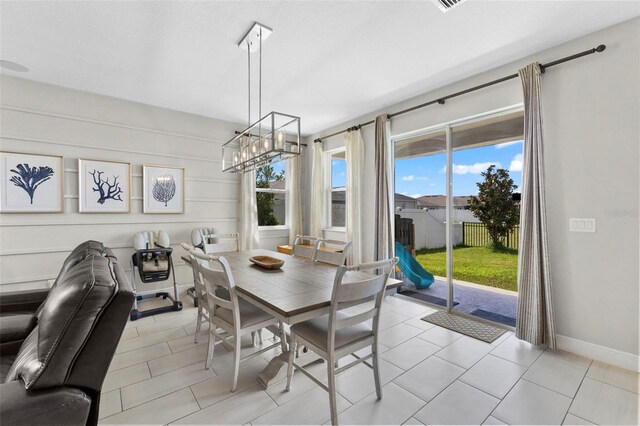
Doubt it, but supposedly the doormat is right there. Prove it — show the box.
[399,290,459,307]
[470,309,516,327]
[421,311,506,343]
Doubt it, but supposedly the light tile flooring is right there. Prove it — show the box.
[100,295,639,425]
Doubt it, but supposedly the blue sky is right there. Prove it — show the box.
[395,140,523,197]
[272,161,286,176]
[332,158,346,188]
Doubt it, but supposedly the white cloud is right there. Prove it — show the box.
[448,162,502,175]
[495,141,522,149]
[409,194,422,199]
[401,175,414,181]
[509,153,523,172]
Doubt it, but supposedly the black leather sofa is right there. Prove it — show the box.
[0,241,134,425]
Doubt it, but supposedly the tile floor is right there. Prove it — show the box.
[99,294,639,425]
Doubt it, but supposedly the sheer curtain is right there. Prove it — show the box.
[286,155,303,244]
[345,129,364,265]
[309,142,324,238]
[516,63,556,349]
[239,170,259,250]
[374,115,394,262]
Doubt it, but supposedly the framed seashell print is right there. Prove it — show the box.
[143,165,185,214]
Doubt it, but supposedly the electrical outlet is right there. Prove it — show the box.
[569,218,596,233]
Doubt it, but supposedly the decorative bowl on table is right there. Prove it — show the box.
[249,256,285,270]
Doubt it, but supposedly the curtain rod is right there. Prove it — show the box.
[313,44,606,143]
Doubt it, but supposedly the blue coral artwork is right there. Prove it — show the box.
[78,159,130,213]
[143,165,184,213]
[10,163,55,204]
[152,175,176,206]
[89,170,124,204]
[1,152,64,212]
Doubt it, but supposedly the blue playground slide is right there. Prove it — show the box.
[395,242,435,290]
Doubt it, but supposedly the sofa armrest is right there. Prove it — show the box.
[0,380,91,426]
[0,289,49,314]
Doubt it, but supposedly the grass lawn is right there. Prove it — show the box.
[415,245,518,292]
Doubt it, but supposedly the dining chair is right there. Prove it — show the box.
[191,227,217,250]
[182,244,209,344]
[204,232,240,253]
[184,235,257,344]
[291,234,320,260]
[314,239,352,266]
[183,245,286,392]
[285,257,398,425]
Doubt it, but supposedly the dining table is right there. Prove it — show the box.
[182,248,403,389]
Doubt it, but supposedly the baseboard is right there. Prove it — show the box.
[556,334,639,373]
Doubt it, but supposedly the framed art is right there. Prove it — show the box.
[143,165,185,214]
[1,152,64,213]
[78,159,131,213]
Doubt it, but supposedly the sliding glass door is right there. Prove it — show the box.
[394,107,523,327]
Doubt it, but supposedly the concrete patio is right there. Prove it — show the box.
[398,276,517,327]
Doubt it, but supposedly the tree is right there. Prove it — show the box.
[256,163,284,226]
[467,165,519,249]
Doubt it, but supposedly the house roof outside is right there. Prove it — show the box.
[395,193,419,203]
[417,195,472,208]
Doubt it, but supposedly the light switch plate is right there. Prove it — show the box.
[569,218,596,233]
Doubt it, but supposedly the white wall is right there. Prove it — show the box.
[304,18,640,367]
[0,76,285,291]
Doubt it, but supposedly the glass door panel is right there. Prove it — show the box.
[394,130,450,307]
[449,114,523,326]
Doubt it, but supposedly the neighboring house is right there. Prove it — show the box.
[395,193,419,209]
[417,195,472,210]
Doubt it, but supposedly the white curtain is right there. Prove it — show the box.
[309,142,324,238]
[286,155,303,245]
[374,115,394,261]
[345,129,364,265]
[516,63,556,349]
[239,169,259,250]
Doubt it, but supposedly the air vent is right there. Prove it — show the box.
[432,0,467,12]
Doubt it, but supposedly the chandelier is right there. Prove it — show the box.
[222,22,301,174]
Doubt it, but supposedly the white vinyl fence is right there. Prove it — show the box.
[396,208,474,250]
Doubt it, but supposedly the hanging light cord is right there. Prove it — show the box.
[247,39,251,130]
[259,26,262,122]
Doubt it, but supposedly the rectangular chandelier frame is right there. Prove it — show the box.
[222,111,301,173]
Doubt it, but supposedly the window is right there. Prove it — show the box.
[256,161,286,227]
[329,150,346,228]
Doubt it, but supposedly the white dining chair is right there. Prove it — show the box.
[291,234,320,260]
[184,246,286,392]
[285,257,398,425]
[314,239,352,266]
[181,243,209,344]
[184,235,261,345]
[204,232,240,254]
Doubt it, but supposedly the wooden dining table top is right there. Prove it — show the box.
[183,249,402,324]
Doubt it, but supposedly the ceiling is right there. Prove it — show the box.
[1,1,638,136]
